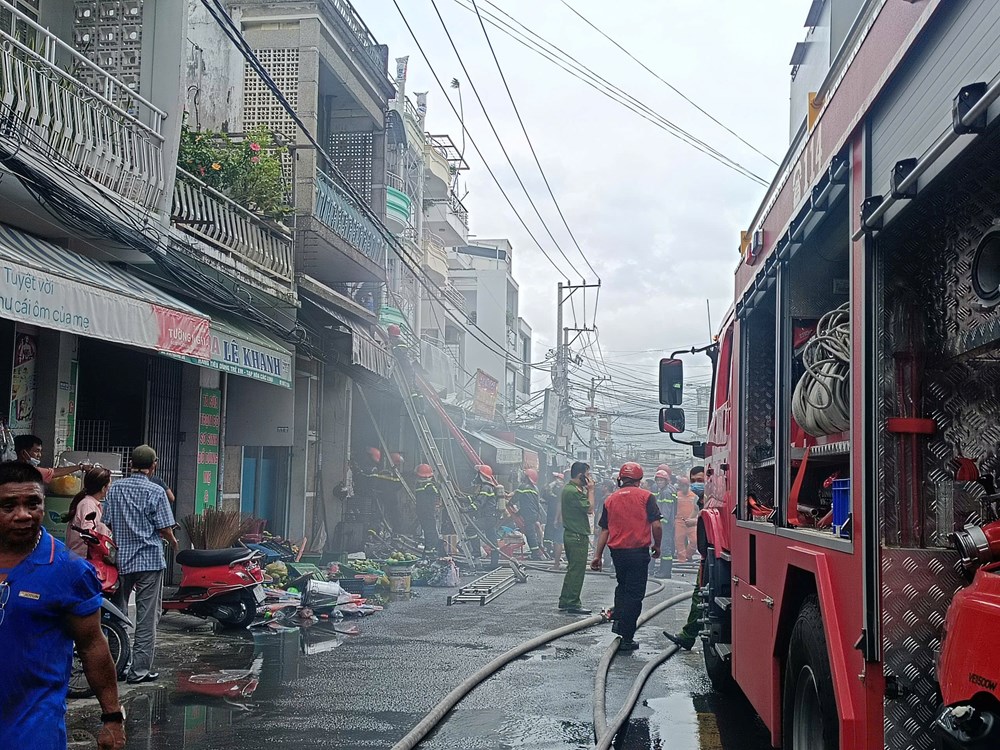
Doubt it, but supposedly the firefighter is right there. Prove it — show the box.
[542,472,565,568]
[591,462,663,650]
[472,465,500,561]
[674,475,699,563]
[514,469,544,560]
[664,465,709,651]
[653,469,676,578]
[414,464,446,557]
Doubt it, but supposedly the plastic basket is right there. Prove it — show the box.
[831,478,851,535]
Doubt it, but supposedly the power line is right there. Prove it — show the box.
[557,0,778,167]
[468,0,600,282]
[394,0,579,283]
[448,0,770,186]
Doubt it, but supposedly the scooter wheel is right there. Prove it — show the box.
[214,589,260,629]
[67,614,130,697]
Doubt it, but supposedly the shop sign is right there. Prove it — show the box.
[208,329,292,389]
[195,388,221,514]
[9,331,36,432]
[0,263,209,358]
[472,369,499,419]
[542,389,558,435]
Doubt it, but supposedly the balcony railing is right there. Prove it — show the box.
[313,169,386,265]
[172,168,293,286]
[0,0,166,210]
[441,282,466,313]
[448,191,469,227]
[323,0,389,86]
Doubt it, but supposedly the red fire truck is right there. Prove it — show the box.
[658,2,1000,749]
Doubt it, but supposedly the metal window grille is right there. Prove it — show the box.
[243,47,298,184]
[73,0,144,110]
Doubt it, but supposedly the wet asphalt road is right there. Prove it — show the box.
[66,566,772,750]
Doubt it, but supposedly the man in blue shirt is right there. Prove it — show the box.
[104,444,178,684]
[0,461,125,748]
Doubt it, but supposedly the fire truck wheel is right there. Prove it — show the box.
[782,595,838,750]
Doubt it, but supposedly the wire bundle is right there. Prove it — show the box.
[791,303,851,437]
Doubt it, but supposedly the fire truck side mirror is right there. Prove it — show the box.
[692,443,707,460]
[659,407,686,434]
[659,358,684,405]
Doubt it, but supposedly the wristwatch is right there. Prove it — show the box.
[101,709,125,724]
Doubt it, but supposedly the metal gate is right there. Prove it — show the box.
[144,357,182,491]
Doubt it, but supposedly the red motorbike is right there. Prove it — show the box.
[162,547,265,629]
[68,512,131,697]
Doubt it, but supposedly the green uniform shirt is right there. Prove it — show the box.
[561,482,591,535]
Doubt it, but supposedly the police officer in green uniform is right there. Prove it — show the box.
[558,462,594,614]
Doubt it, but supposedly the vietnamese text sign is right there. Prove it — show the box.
[208,329,292,388]
[0,263,209,358]
[472,369,499,419]
[195,388,221,514]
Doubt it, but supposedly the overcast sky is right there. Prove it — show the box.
[363,0,809,442]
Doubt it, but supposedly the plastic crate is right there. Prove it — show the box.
[831,478,851,537]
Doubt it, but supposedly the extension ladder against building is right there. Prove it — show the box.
[447,565,519,606]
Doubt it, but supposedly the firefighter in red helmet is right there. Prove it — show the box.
[514,468,544,559]
[414,464,445,557]
[472,465,500,562]
[591,462,663,650]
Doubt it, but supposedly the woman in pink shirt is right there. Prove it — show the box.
[64,467,113,557]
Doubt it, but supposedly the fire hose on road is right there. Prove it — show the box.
[389,579,691,750]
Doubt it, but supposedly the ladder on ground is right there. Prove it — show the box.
[392,361,478,565]
[447,565,519,606]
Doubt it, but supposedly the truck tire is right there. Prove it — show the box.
[782,595,839,750]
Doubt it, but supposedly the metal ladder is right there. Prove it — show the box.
[447,565,519,606]
[392,362,477,565]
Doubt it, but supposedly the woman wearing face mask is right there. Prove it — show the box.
[64,467,114,557]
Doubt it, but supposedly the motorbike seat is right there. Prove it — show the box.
[176,547,254,567]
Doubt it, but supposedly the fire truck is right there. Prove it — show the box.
[657,2,1000,749]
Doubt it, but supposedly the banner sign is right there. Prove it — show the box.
[195,388,221,514]
[472,369,499,419]
[0,262,209,358]
[208,328,292,388]
[542,389,558,435]
[9,331,36,432]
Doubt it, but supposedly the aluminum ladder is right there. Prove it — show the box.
[447,565,519,606]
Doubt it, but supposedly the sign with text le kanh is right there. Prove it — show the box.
[195,388,221,514]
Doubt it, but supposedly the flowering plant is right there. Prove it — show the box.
[178,122,291,218]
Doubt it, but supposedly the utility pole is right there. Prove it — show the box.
[555,280,601,460]
[587,376,608,466]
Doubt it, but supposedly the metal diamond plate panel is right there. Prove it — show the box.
[743,294,777,510]
[875,123,1000,749]
[881,549,964,750]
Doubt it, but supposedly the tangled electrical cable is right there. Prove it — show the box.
[791,302,851,437]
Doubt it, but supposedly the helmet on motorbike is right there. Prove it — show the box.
[618,462,644,481]
[366,447,381,464]
[416,463,434,479]
[525,468,539,485]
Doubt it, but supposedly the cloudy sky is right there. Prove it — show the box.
[363,0,809,444]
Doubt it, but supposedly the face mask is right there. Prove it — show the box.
[691,482,705,498]
[28,457,41,467]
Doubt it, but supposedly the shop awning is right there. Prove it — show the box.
[164,312,294,389]
[0,223,209,358]
[461,429,523,465]
[303,296,393,379]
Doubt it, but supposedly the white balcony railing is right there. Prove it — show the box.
[0,0,166,209]
[323,0,388,85]
[447,191,469,227]
[172,169,293,286]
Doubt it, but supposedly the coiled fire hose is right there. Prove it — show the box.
[791,302,851,436]
[389,579,686,750]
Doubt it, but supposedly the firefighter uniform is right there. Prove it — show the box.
[514,482,543,557]
[655,483,677,578]
[415,477,445,557]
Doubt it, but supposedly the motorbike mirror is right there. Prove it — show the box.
[85,511,97,521]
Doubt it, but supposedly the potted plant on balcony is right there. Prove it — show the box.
[178,121,291,220]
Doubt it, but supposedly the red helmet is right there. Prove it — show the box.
[390,452,404,467]
[619,462,643,481]
[654,469,670,481]
[475,464,495,484]
[387,324,401,338]
[416,463,433,479]
[553,472,565,480]
[525,468,538,485]
[657,464,672,475]
[367,447,381,463]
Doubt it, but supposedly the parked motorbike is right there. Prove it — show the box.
[68,512,131,698]
[162,547,265,629]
